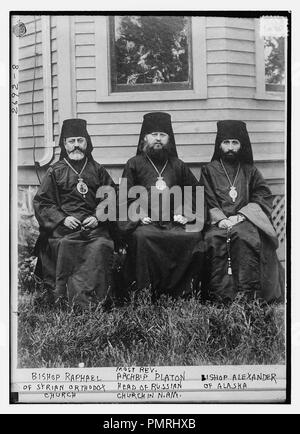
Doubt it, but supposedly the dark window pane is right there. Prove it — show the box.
[264,36,285,91]
[110,16,192,92]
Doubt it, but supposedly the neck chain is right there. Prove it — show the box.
[64,157,89,198]
[220,159,240,203]
[146,155,168,190]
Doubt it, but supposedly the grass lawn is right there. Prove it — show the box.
[17,287,286,368]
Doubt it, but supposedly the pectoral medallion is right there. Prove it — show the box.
[155,176,167,191]
[64,157,89,199]
[220,159,240,204]
[145,156,169,191]
[77,178,88,198]
[229,186,237,203]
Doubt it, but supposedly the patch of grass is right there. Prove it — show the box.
[17,289,286,368]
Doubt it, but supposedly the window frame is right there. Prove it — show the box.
[254,18,285,101]
[95,15,207,102]
[109,16,193,93]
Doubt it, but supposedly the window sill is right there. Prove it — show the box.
[254,91,285,101]
[96,89,207,103]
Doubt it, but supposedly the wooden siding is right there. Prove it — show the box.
[17,15,286,197]
[51,16,59,145]
[18,16,44,160]
[17,15,56,174]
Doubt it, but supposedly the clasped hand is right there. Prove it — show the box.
[174,214,188,225]
[218,214,245,229]
[140,215,188,225]
[64,215,98,230]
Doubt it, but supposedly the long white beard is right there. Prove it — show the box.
[68,150,85,160]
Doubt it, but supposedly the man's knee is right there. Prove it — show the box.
[128,227,147,251]
[231,221,258,243]
[204,227,225,245]
[132,225,152,240]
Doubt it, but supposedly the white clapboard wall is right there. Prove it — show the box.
[18,16,44,151]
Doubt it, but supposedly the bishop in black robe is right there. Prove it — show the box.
[118,112,204,297]
[33,119,116,307]
[200,120,284,302]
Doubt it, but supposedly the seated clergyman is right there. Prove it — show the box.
[118,112,204,296]
[200,120,284,302]
[33,118,116,307]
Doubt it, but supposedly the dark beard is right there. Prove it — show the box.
[146,147,169,163]
[220,150,240,164]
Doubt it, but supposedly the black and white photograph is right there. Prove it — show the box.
[8,5,293,410]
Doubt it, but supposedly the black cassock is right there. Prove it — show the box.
[118,154,204,296]
[33,159,116,306]
[200,160,284,302]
